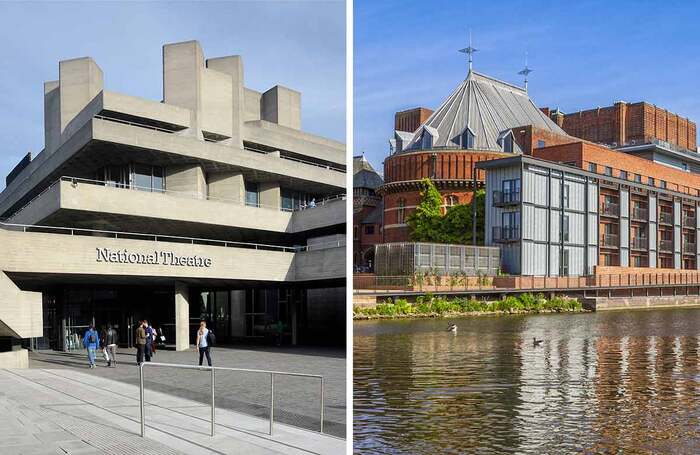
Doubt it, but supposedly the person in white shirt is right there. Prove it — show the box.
[195,320,212,366]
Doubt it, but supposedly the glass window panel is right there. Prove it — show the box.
[245,182,259,207]
[133,164,152,191]
[152,166,164,192]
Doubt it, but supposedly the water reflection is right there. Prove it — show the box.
[354,309,700,454]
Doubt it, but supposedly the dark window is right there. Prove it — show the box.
[619,170,628,180]
[420,130,432,149]
[503,134,514,153]
[245,182,259,207]
[604,166,612,176]
[364,225,375,235]
[634,174,642,183]
[502,178,521,196]
[648,177,655,186]
[152,166,164,192]
[589,163,597,173]
[397,198,406,224]
[537,139,546,148]
[462,128,475,149]
[562,214,570,242]
[660,180,667,189]
[560,249,570,275]
[563,184,570,209]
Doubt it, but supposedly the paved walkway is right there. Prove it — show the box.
[29,346,346,437]
[0,368,345,454]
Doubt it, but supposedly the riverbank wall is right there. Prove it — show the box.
[586,295,700,311]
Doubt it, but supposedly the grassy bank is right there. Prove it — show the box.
[353,293,585,320]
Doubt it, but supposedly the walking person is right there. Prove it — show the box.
[83,324,100,369]
[149,323,157,355]
[144,320,153,361]
[135,320,147,365]
[104,323,119,367]
[195,321,213,367]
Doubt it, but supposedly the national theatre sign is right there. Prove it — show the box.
[96,248,213,267]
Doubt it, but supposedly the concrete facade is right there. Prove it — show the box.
[0,40,346,358]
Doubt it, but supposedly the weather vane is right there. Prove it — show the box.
[518,52,533,92]
[458,30,477,72]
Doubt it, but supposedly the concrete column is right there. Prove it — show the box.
[174,283,190,351]
[58,57,103,134]
[259,181,281,209]
[163,40,204,138]
[206,56,244,148]
[44,81,61,153]
[261,85,301,130]
[207,171,245,204]
[166,164,206,198]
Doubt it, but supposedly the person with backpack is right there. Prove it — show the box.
[104,323,119,367]
[83,324,100,369]
[195,320,214,367]
[135,320,147,365]
[144,320,154,360]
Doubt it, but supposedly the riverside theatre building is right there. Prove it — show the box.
[0,41,346,366]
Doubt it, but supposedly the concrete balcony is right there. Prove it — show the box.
[8,178,345,236]
[0,117,345,217]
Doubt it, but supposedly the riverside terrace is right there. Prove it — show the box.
[353,270,700,312]
[0,40,346,367]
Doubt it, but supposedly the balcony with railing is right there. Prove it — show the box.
[631,207,648,221]
[630,236,648,250]
[493,190,520,207]
[683,241,696,255]
[659,211,673,225]
[683,214,696,228]
[600,201,619,217]
[659,239,674,252]
[600,233,619,248]
[492,226,520,243]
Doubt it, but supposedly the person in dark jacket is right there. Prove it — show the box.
[104,323,119,367]
[83,325,100,369]
[135,320,147,365]
[144,320,153,361]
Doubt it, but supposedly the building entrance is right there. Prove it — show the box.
[41,285,174,351]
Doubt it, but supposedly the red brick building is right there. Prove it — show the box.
[380,70,569,242]
[544,101,697,152]
[353,155,383,270]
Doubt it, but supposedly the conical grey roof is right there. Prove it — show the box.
[404,70,565,152]
[353,155,383,189]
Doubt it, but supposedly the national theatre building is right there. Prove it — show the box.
[0,41,346,366]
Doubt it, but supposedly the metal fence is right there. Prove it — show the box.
[0,220,344,253]
[139,362,324,437]
[374,242,500,277]
[354,271,700,294]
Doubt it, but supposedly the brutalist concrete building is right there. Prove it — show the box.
[0,41,346,366]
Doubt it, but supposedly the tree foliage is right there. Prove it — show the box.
[406,178,443,242]
[407,178,485,245]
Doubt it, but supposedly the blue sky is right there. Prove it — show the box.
[0,1,345,188]
[354,0,700,173]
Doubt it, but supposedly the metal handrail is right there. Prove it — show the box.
[138,362,324,437]
[244,145,346,173]
[7,175,346,224]
[0,221,345,253]
[97,114,345,173]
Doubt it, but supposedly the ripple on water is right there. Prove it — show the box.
[353,309,700,454]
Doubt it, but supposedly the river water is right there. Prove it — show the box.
[354,309,700,454]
